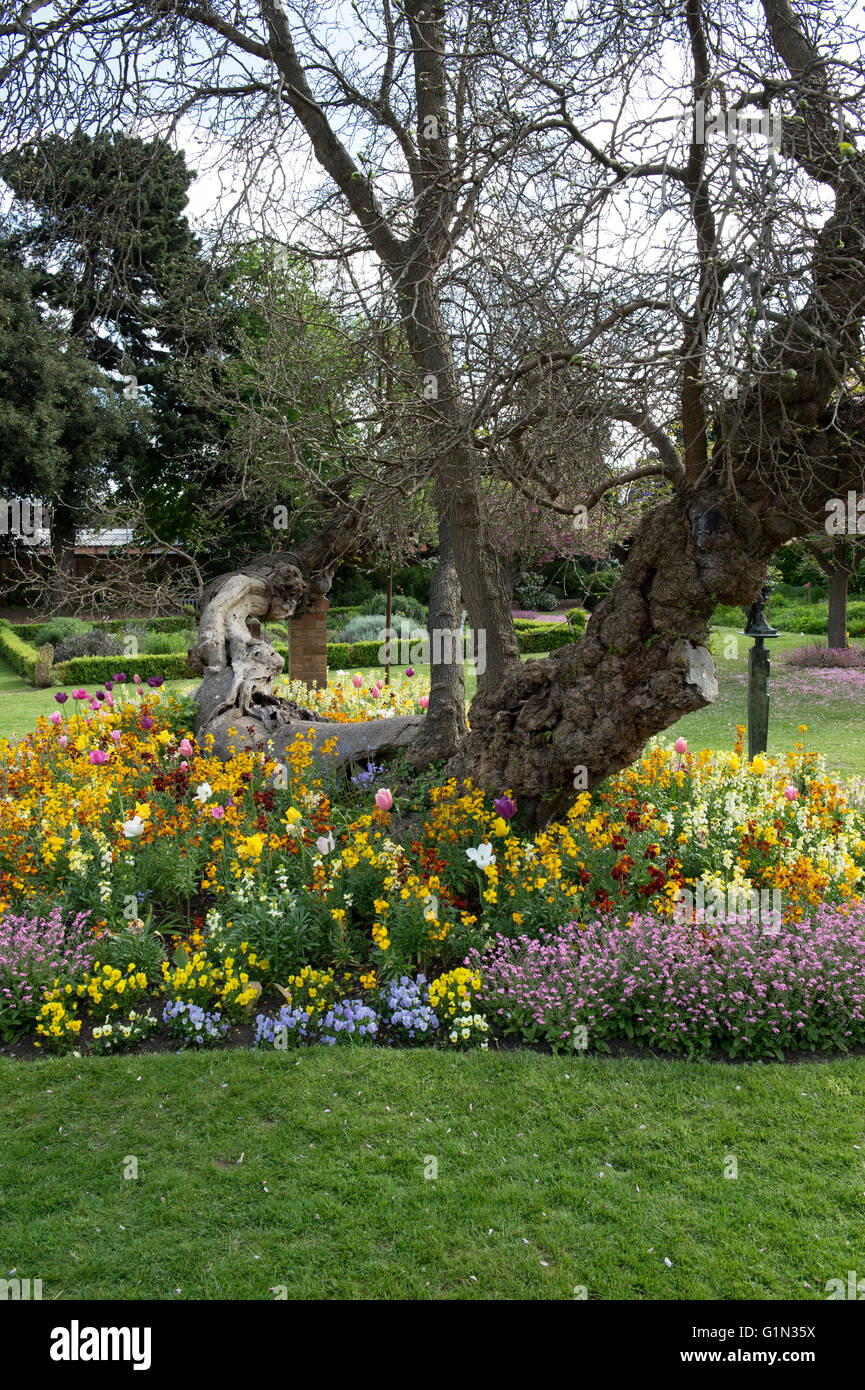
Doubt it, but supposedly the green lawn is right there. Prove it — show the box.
[671,627,865,778]
[0,663,198,744]
[0,1048,862,1300]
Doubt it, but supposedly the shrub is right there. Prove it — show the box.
[33,617,89,648]
[347,640,386,667]
[140,628,196,655]
[54,630,123,663]
[337,614,391,644]
[357,592,427,622]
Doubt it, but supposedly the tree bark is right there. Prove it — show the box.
[409,516,465,766]
[804,537,851,650]
[396,274,522,694]
[827,565,849,650]
[48,497,78,612]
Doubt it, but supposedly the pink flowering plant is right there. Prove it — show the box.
[0,908,94,1040]
[471,905,865,1060]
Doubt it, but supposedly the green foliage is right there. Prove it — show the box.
[31,618,89,649]
[343,640,385,668]
[336,614,391,644]
[138,628,196,655]
[357,592,427,623]
[516,624,578,653]
[326,642,352,668]
[99,925,167,982]
[513,572,559,611]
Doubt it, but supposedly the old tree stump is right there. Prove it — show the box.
[189,495,420,770]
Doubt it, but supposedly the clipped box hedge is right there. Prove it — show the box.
[0,622,39,681]
[517,624,581,654]
[53,652,191,686]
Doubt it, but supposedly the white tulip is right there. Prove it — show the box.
[466,842,496,869]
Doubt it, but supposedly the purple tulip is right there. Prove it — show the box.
[55,692,69,704]
[95,690,106,701]
[112,673,127,684]
[405,667,415,677]
[147,676,164,688]
[493,795,517,820]
[141,715,155,731]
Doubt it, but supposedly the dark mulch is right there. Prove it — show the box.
[2,987,865,1065]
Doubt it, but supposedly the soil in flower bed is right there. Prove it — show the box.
[3,992,865,1065]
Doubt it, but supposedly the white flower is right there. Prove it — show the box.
[466,842,496,869]
[315,832,335,856]
[122,816,145,838]
[194,782,213,804]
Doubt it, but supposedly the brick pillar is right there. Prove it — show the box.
[289,597,328,689]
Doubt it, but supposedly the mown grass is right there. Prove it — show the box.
[1,1048,863,1301]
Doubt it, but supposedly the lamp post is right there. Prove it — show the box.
[743,583,778,761]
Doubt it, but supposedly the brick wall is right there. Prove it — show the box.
[288,597,328,689]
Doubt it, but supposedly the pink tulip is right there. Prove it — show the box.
[675,737,687,754]
[58,735,68,748]
[211,805,225,819]
[72,689,87,700]
[49,711,62,725]
[418,695,429,709]
[370,686,381,699]
[352,674,364,688]
[111,730,122,742]
[88,749,110,765]
[374,787,393,812]
[179,738,193,757]
[784,785,799,801]
[180,760,188,771]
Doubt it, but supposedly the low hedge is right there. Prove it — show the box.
[517,624,580,654]
[325,642,352,668]
[53,652,191,686]
[0,623,39,681]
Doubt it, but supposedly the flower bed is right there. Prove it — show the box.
[0,677,864,1060]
